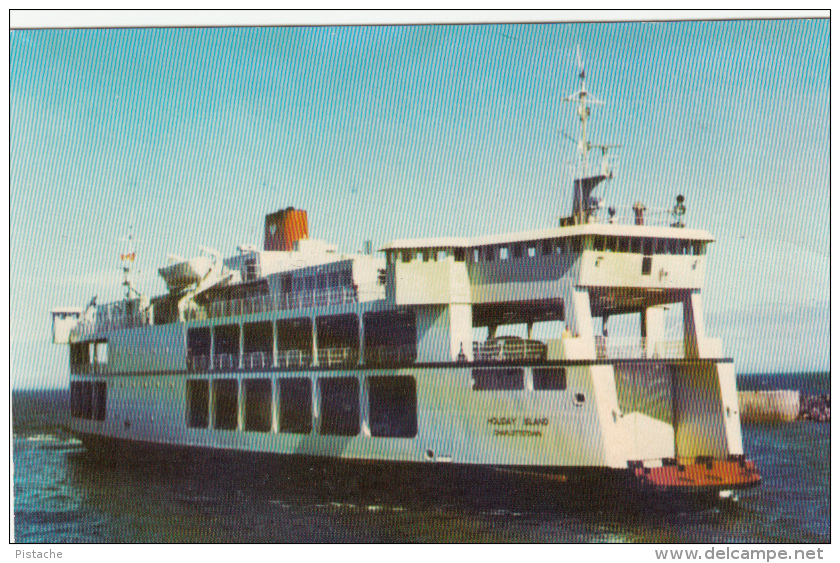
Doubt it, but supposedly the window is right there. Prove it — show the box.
[454,248,465,262]
[527,246,536,258]
[692,241,706,255]
[402,251,411,263]
[319,377,360,436]
[619,237,630,253]
[80,381,93,419]
[556,239,566,254]
[486,247,496,262]
[187,380,210,428]
[95,342,108,365]
[93,381,107,421]
[542,240,552,255]
[643,238,654,256]
[499,247,509,260]
[364,310,416,366]
[368,376,417,438]
[436,250,447,261]
[213,379,238,430]
[472,368,525,391]
[642,256,653,275]
[70,382,85,418]
[244,379,272,432]
[631,238,642,254]
[512,245,522,259]
[278,378,312,433]
[472,249,480,262]
[533,368,566,390]
[594,236,605,251]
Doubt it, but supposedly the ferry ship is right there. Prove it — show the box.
[51,58,760,502]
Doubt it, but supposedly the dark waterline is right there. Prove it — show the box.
[12,379,830,543]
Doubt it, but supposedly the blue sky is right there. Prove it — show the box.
[10,19,829,388]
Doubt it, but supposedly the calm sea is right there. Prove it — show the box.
[12,373,830,543]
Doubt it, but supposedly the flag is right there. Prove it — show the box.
[121,253,136,262]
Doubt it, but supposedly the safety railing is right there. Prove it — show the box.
[364,344,416,366]
[317,347,359,367]
[207,287,358,320]
[589,205,685,228]
[213,353,240,371]
[277,349,313,368]
[472,339,547,362]
[242,351,272,370]
[594,337,685,359]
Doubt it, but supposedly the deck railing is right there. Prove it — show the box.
[595,337,685,359]
[317,347,359,367]
[207,287,358,320]
[364,344,416,366]
[472,340,547,362]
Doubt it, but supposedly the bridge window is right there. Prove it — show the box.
[472,248,480,262]
[213,379,238,430]
[472,368,525,391]
[499,247,509,260]
[368,376,417,438]
[486,247,496,262]
[512,244,522,259]
[186,380,210,428]
[436,249,447,261]
[454,248,465,262]
[278,377,312,434]
[527,245,536,258]
[401,251,411,263]
[244,379,272,432]
[319,377,360,436]
[542,240,552,255]
[555,239,567,254]
[619,237,630,253]
[533,368,566,391]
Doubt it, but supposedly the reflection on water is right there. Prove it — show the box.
[13,387,830,543]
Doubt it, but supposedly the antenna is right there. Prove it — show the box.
[560,46,617,225]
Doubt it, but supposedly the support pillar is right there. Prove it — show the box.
[683,290,706,359]
[209,327,215,370]
[642,306,665,358]
[238,323,245,369]
[311,317,319,367]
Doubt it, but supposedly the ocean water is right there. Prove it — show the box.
[12,375,830,543]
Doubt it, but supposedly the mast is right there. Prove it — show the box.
[561,47,616,225]
[120,228,139,300]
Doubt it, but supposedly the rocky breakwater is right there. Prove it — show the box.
[739,390,830,423]
[798,393,830,423]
